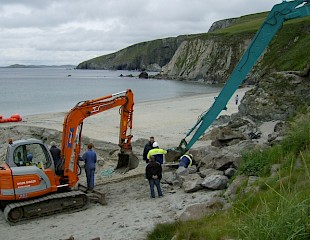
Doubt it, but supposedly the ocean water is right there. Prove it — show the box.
[0,68,221,117]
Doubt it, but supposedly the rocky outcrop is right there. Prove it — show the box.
[208,18,237,33]
[163,113,291,198]
[239,70,310,121]
[76,36,187,71]
[160,36,254,84]
[157,15,310,84]
[138,71,148,79]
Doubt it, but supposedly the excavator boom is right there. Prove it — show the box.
[170,0,310,158]
[60,89,138,187]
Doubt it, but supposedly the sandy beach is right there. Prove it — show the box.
[0,87,251,240]
[19,87,251,149]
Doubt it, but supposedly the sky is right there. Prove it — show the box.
[0,0,281,67]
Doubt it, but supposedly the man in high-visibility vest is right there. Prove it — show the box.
[176,153,193,182]
[147,142,167,165]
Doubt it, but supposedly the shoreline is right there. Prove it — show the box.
[0,86,253,240]
[0,68,224,118]
[7,86,252,149]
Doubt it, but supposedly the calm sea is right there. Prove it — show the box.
[0,68,221,117]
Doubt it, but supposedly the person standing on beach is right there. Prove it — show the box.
[145,155,163,198]
[143,136,155,163]
[147,142,167,165]
[50,141,61,169]
[81,143,97,192]
[235,94,239,105]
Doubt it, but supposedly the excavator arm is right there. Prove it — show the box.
[174,0,310,156]
[60,89,136,187]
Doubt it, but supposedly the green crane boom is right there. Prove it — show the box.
[172,0,310,158]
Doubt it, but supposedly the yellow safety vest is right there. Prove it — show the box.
[147,148,167,159]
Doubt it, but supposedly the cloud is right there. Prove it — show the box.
[0,0,280,66]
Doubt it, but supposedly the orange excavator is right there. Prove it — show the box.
[0,89,139,223]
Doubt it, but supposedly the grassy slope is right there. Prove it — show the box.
[263,17,310,71]
[214,14,310,71]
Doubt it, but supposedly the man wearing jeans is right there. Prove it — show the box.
[81,143,97,192]
[145,155,163,198]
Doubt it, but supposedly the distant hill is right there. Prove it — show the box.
[76,36,188,71]
[76,12,310,85]
[2,64,76,68]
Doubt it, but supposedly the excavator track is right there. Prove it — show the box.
[4,191,88,224]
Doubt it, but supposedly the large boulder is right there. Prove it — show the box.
[188,146,209,160]
[201,175,229,190]
[200,146,240,171]
[182,173,204,193]
[138,71,148,79]
[224,167,237,178]
[199,169,224,178]
[179,197,227,221]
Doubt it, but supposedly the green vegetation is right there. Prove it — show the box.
[147,112,310,240]
[214,14,310,72]
[214,12,268,35]
[262,17,310,71]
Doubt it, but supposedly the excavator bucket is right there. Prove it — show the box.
[165,148,183,162]
[115,152,139,171]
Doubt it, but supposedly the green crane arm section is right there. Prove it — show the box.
[178,0,310,153]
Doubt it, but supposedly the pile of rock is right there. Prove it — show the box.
[160,115,288,221]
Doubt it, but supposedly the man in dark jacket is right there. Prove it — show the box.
[50,141,61,169]
[145,155,163,198]
[81,143,97,192]
[143,136,155,163]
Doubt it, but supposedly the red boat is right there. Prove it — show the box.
[0,114,22,123]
